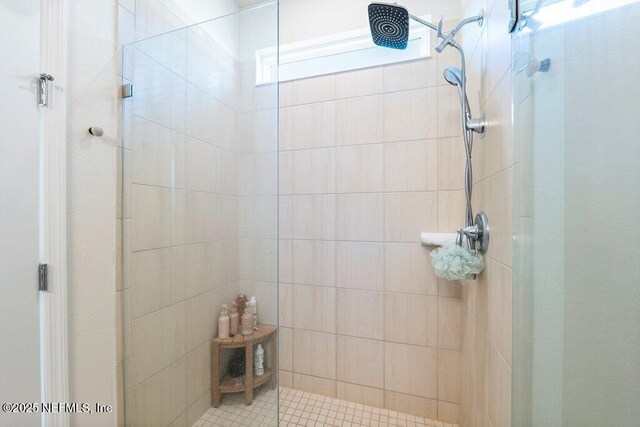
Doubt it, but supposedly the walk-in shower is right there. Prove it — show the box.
[368,2,490,256]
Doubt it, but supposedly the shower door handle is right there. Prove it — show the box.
[38,73,54,107]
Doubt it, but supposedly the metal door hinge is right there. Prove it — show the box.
[39,263,48,291]
[38,73,54,107]
[121,83,134,99]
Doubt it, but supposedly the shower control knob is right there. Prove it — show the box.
[88,127,104,137]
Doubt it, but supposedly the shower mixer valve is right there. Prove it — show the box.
[457,212,490,255]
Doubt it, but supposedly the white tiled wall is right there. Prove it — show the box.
[457,0,513,425]
[278,24,468,423]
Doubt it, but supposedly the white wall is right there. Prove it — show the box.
[279,0,460,44]
[66,0,118,425]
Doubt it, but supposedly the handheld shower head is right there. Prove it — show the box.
[368,3,410,50]
[443,67,463,87]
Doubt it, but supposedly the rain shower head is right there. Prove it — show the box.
[443,67,463,87]
[368,3,410,50]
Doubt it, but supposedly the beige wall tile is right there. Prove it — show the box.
[438,401,460,424]
[292,148,336,194]
[489,345,512,427]
[279,370,294,388]
[291,101,336,150]
[437,85,463,138]
[383,140,438,192]
[185,291,215,351]
[184,191,213,245]
[132,117,184,188]
[186,390,210,427]
[293,329,336,379]
[336,335,384,388]
[438,349,461,403]
[384,192,438,242]
[383,58,438,92]
[383,88,438,142]
[336,242,384,291]
[384,243,438,295]
[292,240,336,287]
[184,243,213,298]
[292,74,336,105]
[131,184,173,251]
[293,373,337,397]
[487,259,513,366]
[292,195,336,240]
[336,144,384,193]
[336,67,384,98]
[134,49,186,133]
[279,327,293,372]
[279,195,293,240]
[384,293,438,347]
[336,289,383,340]
[336,95,384,146]
[280,239,293,284]
[279,283,293,328]
[438,297,462,351]
[476,169,512,267]
[132,246,186,318]
[253,152,278,196]
[292,284,336,333]
[384,343,438,398]
[336,194,384,241]
[186,341,211,406]
[336,382,384,407]
[438,137,466,190]
[128,303,186,387]
[130,357,186,427]
[438,190,466,233]
[384,391,438,419]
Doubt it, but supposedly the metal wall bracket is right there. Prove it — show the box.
[121,83,134,99]
[38,73,54,107]
[39,263,49,291]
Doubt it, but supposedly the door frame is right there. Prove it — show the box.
[40,1,69,426]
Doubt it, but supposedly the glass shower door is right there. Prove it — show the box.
[0,1,43,426]
[120,4,279,426]
[512,1,640,425]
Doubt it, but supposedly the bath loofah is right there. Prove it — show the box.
[430,242,484,281]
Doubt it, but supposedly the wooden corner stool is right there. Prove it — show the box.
[211,324,277,407]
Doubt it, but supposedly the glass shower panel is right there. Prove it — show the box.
[121,4,278,426]
[513,1,640,426]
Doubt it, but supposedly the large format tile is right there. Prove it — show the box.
[383,140,438,192]
[384,293,438,347]
[292,284,336,333]
[336,241,384,291]
[384,88,438,142]
[336,289,383,340]
[384,243,438,295]
[336,95,384,146]
[132,246,185,318]
[384,343,438,399]
[384,192,438,242]
[336,336,384,389]
[293,329,336,379]
[292,240,336,287]
[291,102,336,149]
[336,194,384,241]
[336,144,384,193]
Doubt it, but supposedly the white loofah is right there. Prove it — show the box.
[430,242,484,281]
